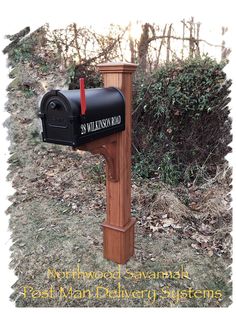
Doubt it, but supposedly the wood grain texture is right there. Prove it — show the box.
[98,63,137,227]
[102,218,136,264]
[79,62,137,264]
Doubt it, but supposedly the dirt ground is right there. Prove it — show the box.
[5,54,232,307]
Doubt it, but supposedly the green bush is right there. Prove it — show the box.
[68,63,102,89]
[9,38,37,64]
[132,56,232,185]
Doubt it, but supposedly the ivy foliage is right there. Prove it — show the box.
[132,56,232,185]
[68,63,102,89]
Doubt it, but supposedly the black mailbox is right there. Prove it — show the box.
[39,87,125,147]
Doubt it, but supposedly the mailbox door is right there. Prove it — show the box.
[40,92,80,146]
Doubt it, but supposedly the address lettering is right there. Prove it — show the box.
[81,115,121,135]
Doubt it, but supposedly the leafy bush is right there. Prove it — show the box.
[8,36,38,65]
[68,63,102,89]
[132,56,232,185]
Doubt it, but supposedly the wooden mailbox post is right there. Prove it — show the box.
[78,62,137,264]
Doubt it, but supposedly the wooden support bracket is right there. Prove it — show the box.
[78,133,119,182]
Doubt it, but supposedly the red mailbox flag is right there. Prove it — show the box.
[79,78,86,115]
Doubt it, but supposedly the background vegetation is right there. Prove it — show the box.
[3,20,232,307]
[132,57,232,184]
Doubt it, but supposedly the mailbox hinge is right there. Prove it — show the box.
[38,112,45,119]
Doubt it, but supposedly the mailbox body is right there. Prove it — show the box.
[39,87,125,147]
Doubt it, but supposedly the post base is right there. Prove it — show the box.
[102,218,136,264]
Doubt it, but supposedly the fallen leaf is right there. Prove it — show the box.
[191,243,200,250]
[191,233,211,243]
[150,225,159,232]
[162,218,175,227]
[208,250,214,257]
[189,202,199,210]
